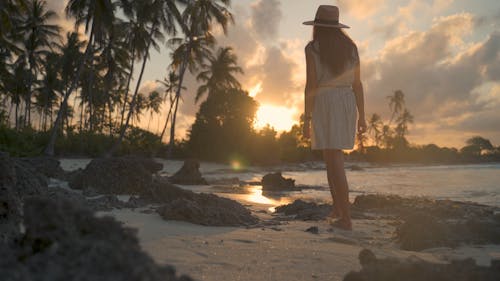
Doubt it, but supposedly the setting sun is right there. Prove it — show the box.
[254,104,297,132]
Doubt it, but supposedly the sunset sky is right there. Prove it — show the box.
[47,0,500,148]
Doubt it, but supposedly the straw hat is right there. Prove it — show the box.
[303,5,349,28]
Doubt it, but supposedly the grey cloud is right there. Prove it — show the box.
[362,14,500,143]
[254,46,298,105]
[251,0,282,40]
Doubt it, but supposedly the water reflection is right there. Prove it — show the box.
[245,186,292,207]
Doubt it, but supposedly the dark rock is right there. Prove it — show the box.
[126,156,163,174]
[261,172,297,191]
[358,249,377,266]
[1,153,52,243]
[69,157,162,194]
[157,193,259,227]
[343,249,500,281]
[61,167,83,183]
[353,195,500,250]
[0,152,22,242]
[125,196,151,209]
[0,197,192,281]
[17,156,65,179]
[81,186,101,197]
[47,186,127,212]
[353,194,413,211]
[169,159,208,185]
[396,212,457,251]
[348,165,364,171]
[353,194,497,220]
[275,199,331,220]
[13,158,48,198]
[141,178,258,226]
[140,177,196,204]
[305,226,319,234]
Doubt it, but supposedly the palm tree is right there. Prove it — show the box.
[380,124,393,149]
[182,0,234,38]
[99,19,130,132]
[35,52,61,131]
[45,0,116,156]
[145,90,162,130]
[387,89,405,124]
[1,1,24,96]
[157,71,184,142]
[165,0,233,158]
[58,32,85,129]
[118,7,157,127]
[108,0,181,155]
[195,46,242,103]
[5,58,30,130]
[18,0,60,127]
[0,0,26,53]
[395,109,414,139]
[367,113,383,147]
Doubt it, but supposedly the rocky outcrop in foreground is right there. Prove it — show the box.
[66,157,258,226]
[0,152,22,243]
[17,156,65,179]
[344,249,500,281]
[352,194,500,251]
[143,178,258,226]
[274,199,331,220]
[169,159,208,185]
[276,194,500,251]
[0,152,192,281]
[0,197,192,281]
[1,152,52,242]
[69,156,163,194]
[158,192,258,226]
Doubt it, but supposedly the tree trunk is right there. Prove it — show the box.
[120,46,136,127]
[15,103,19,130]
[159,96,174,142]
[87,45,95,132]
[44,26,94,156]
[168,47,190,158]
[108,27,155,157]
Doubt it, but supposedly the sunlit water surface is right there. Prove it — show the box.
[192,162,500,208]
[60,159,500,208]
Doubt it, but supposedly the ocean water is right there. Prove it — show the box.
[60,159,500,208]
[170,161,500,208]
[283,163,500,207]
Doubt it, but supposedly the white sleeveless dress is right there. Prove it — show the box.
[307,41,358,150]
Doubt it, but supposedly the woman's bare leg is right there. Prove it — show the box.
[327,149,352,230]
[323,150,342,219]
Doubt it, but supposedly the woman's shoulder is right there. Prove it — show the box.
[305,40,319,53]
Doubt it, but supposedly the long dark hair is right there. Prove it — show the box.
[313,26,357,77]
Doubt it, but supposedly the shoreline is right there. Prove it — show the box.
[99,199,500,281]
[3,154,499,281]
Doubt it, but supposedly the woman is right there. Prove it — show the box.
[303,5,366,230]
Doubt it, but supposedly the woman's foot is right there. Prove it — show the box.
[330,218,352,231]
[328,207,340,219]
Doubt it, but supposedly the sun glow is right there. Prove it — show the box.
[254,104,297,132]
[248,82,262,97]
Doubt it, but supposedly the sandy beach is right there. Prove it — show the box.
[102,202,500,281]
[75,159,499,281]
[3,155,499,281]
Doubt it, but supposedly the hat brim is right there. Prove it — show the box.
[302,21,350,28]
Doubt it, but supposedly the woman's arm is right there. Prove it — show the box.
[353,63,367,133]
[304,44,317,137]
